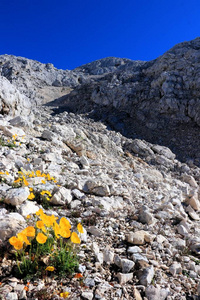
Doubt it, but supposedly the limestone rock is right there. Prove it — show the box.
[145,285,169,300]
[127,230,153,245]
[138,265,154,286]
[51,187,72,205]
[116,272,133,284]
[4,187,30,206]
[0,214,25,242]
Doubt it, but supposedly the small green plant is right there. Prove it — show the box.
[0,134,18,148]
[9,209,84,279]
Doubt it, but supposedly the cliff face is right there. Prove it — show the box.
[0,38,200,165]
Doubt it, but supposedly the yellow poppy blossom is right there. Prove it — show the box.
[14,178,22,183]
[36,208,44,216]
[22,226,35,237]
[54,222,60,238]
[60,292,70,298]
[36,170,42,177]
[17,232,31,245]
[36,232,47,244]
[59,227,71,239]
[71,232,80,244]
[9,236,19,246]
[27,192,35,200]
[77,223,84,234]
[59,217,71,230]
[40,214,55,227]
[22,176,29,186]
[36,220,47,233]
[9,236,23,250]
[45,266,55,271]
[36,220,45,229]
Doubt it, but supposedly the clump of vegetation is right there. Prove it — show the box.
[0,133,21,148]
[9,209,84,280]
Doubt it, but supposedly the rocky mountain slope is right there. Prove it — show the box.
[0,38,199,299]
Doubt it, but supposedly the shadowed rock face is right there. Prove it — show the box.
[0,38,200,165]
[49,38,200,166]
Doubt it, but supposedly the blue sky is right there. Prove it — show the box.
[1,0,200,70]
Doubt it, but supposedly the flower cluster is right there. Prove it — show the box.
[9,208,84,279]
[0,133,22,148]
[13,169,57,187]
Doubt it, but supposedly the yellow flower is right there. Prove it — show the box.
[54,222,60,238]
[77,223,84,234]
[17,232,31,245]
[26,215,31,219]
[71,232,80,244]
[36,170,42,177]
[59,217,71,230]
[45,266,55,271]
[40,214,56,227]
[36,220,45,229]
[22,226,35,237]
[23,176,29,186]
[9,236,23,250]
[27,158,30,162]
[29,187,33,192]
[40,190,52,197]
[28,171,35,178]
[60,292,70,298]
[36,208,44,217]
[36,232,47,244]
[59,227,71,239]
[12,134,17,140]
[36,220,47,233]
[27,192,35,200]
[9,236,19,246]
[41,179,46,184]
[0,171,4,175]
[46,173,52,181]
[14,178,22,183]
[5,171,9,176]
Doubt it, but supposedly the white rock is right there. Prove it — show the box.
[121,258,135,273]
[127,246,142,254]
[4,187,30,206]
[177,225,188,236]
[145,285,169,300]
[2,125,26,138]
[117,272,133,284]
[139,265,154,286]
[182,174,198,188]
[9,213,25,222]
[103,247,114,264]
[81,291,93,300]
[19,200,40,217]
[127,230,153,245]
[72,189,85,199]
[51,187,72,205]
[185,191,200,211]
[169,262,182,276]
[5,292,18,300]
[80,227,87,243]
